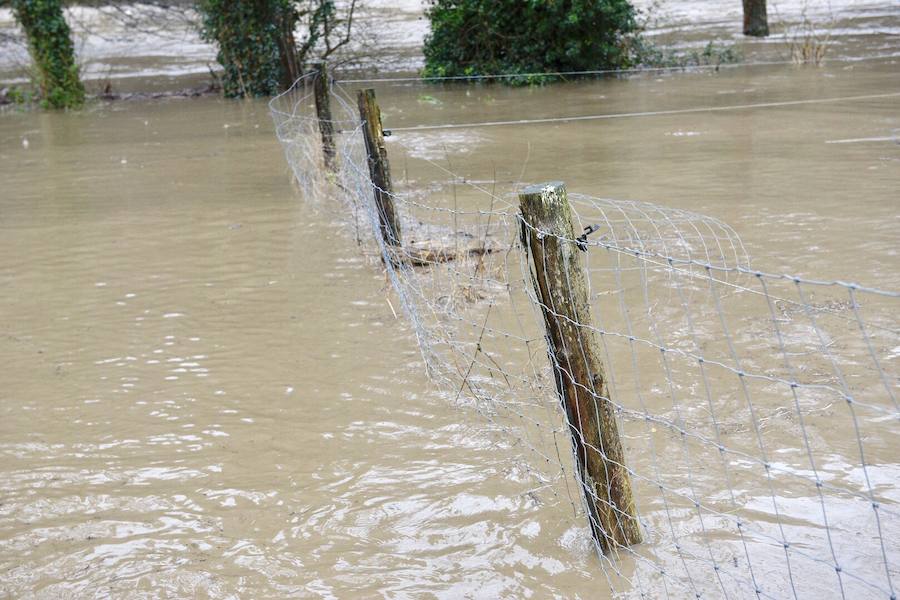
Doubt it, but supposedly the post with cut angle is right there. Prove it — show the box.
[518,182,642,553]
[312,62,337,172]
[356,88,402,248]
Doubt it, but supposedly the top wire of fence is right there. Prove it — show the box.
[269,71,899,599]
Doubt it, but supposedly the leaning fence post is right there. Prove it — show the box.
[356,88,402,247]
[312,62,337,172]
[518,182,642,552]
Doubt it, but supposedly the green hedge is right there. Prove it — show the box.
[423,0,640,83]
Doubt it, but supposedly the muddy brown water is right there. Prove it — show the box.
[1,60,898,598]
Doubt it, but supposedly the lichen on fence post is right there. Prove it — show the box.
[356,88,401,248]
[518,181,642,553]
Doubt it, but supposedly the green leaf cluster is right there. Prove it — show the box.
[198,0,349,98]
[199,0,299,98]
[422,0,640,84]
[12,0,85,109]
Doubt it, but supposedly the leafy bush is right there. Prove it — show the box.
[198,0,359,98]
[11,0,85,109]
[199,0,300,98]
[423,0,640,83]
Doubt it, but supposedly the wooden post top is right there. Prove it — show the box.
[518,182,576,242]
[519,181,566,197]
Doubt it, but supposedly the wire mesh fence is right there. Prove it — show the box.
[269,71,899,599]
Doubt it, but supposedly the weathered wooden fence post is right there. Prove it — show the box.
[312,62,337,172]
[518,182,642,553]
[742,0,769,37]
[356,88,402,247]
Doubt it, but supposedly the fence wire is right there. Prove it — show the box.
[269,72,899,599]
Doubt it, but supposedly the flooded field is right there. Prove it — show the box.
[1,19,899,600]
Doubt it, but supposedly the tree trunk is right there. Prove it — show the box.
[12,0,85,109]
[743,0,769,37]
[277,10,301,90]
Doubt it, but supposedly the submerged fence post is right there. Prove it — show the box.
[312,62,337,172]
[518,182,642,553]
[356,88,402,247]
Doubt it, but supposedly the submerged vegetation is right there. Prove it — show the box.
[0,84,35,106]
[781,2,830,65]
[631,39,743,70]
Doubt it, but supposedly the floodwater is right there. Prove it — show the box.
[2,53,899,600]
